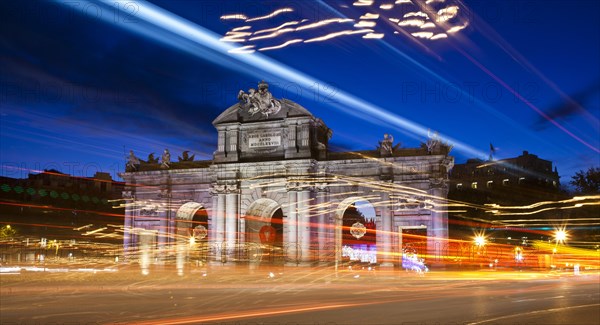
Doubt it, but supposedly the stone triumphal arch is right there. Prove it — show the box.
[120,81,453,267]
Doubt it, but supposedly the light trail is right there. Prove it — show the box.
[253,21,303,35]
[305,29,374,43]
[245,8,294,22]
[295,18,355,31]
[55,1,486,159]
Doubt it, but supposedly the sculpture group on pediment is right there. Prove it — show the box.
[238,80,282,118]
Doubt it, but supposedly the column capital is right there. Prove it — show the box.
[429,177,448,190]
[122,190,134,199]
[286,179,314,192]
[210,183,226,196]
[158,188,172,199]
[315,182,329,193]
[211,182,240,195]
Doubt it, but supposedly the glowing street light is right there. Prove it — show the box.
[554,229,567,244]
[474,235,486,247]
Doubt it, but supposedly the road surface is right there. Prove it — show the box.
[1,265,599,324]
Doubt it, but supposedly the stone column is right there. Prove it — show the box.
[380,191,394,267]
[225,184,239,262]
[157,188,170,250]
[298,187,312,264]
[286,186,298,264]
[214,185,226,263]
[428,179,449,264]
[210,194,218,249]
[123,191,133,255]
[316,184,329,263]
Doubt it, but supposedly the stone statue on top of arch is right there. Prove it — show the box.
[378,133,400,157]
[126,150,140,172]
[238,80,282,118]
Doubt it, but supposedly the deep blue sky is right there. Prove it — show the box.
[1,0,598,185]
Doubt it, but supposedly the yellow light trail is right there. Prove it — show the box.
[485,195,599,210]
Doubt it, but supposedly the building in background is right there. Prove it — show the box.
[0,170,124,242]
[449,151,564,243]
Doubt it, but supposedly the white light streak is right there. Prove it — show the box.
[232,26,251,31]
[225,31,252,37]
[254,21,302,35]
[220,14,247,20]
[447,22,468,33]
[353,0,374,6]
[411,31,434,39]
[296,18,354,31]
[420,22,436,29]
[398,19,425,27]
[246,8,294,22]
[305,29,373,43]
[360,13,380,20]
[249,28,295,41]
[404,11,429,19]
[430,33,448,40]
[437,6,459,23]
[355,21,377,28]
[228,45,256,54]
[380,4,394,10]
[363,33,385,39]
[259,39,303,51]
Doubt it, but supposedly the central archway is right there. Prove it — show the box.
[335,197,377,266]
[244,198,284,264]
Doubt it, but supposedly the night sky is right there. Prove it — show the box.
[1,0,598,185]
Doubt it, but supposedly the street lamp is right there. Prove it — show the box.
[554,229,567,244]
[474,235,486,247]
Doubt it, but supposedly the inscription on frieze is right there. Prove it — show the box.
[248,130,281,148]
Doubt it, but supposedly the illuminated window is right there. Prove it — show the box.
[519,177,525,184]
[503,179,509,186]
[486,181,493,188]
[456,183,463,189]
[471,182,478,189]
[552,181,557,187]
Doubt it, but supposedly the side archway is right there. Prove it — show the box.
[175,202,209,241]
[334,197,377,266]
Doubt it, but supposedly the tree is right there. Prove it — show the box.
[570,167,600,194]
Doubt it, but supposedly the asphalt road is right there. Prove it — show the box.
[1,266,599,325]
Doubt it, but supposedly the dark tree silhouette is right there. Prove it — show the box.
[570,167,600,194]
